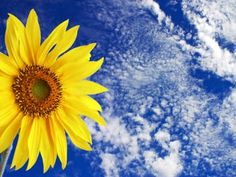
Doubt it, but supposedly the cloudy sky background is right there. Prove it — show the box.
[0,0,236,177]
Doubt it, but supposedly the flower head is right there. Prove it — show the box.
[0,9,108,172]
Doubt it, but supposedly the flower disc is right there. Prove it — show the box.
[12,65,62,118]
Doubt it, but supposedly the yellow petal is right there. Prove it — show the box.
[8,14,31,65]
[53,43,96,70]
[56,109,91,143]
[11,116,32,170]
[27,118,42,170]
[46,25,79,65]
[26,9,41,63]
[64,97,106,126]
[0,105,19,128]
[45,118,57,168]
[59,58,104,83]
[0,91,15,110]
[50,115,67,169]
[78,96,102,111]
[5,16,24,68]
[66,130,92,151]
[0,112,22,153]
[63,95,102,111]
[64,80,108,95]
[0,52,18,76]
[0,76,13,91]
[37,20,68,65]
[55,110,92,151]
[39,119,51,173]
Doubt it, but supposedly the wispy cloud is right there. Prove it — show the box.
[68,0,236,176]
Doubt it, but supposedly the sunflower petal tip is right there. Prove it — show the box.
[84,43,96,53]
[10,163,15,169]
[60,19,69,30]
[28,9,38,21]
[74,25,80,31]
[26,160,35,171]
[7,13,13,17]
[15,166,21,171]
[62,164,67,170]
[65,19,69,25]
[43,167,50,173]
[100,86,109,93]
[99,119,107,126]
[90,42,97,48]
[26,165,31,171]
[30,9,37,15]
[7,14,14,23]
[104,87,109,92]
[96,57,105,66]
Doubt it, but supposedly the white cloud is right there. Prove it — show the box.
[216,89,236,133]
[85,3,191,174]
[79,0,236,176]
[1,0,236,176]
[155,130,171,150]
[100,153,119,177]
[180,95,209,123]
[87,106,183,177]
[87,111,140,167]
[141,0,172,27]
[141,0,236,82]
[183,0,236,43]
[182,0,236,81]
[144,137,182,177]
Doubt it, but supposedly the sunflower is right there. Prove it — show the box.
[0,9,108,172]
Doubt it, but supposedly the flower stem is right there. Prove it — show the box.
[0,147,12,177]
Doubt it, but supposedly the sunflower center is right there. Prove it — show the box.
[32,79,51,101]
[12,65,62,118]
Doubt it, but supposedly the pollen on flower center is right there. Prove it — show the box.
[12,65,62,118]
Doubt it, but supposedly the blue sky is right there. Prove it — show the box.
[1,0,236,177]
